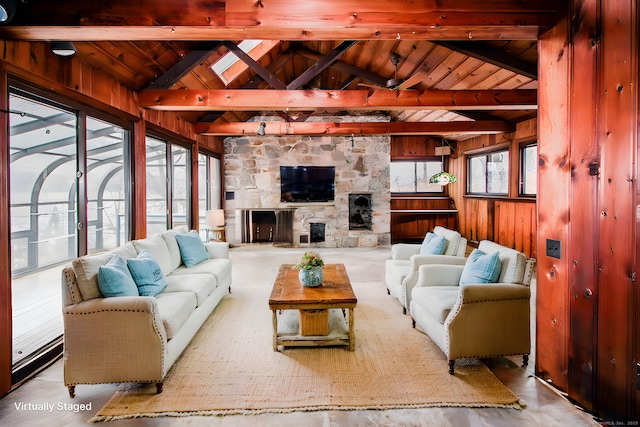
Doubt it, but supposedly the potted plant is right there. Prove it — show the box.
[293,251,324,287]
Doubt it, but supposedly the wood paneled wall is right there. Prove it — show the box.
[446,120,538,258]
[537,0,639,420]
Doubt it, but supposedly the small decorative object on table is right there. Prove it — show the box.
[294,251,324,287]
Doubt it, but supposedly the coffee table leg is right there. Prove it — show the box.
[272,310,279,351]
[348,308,355,351]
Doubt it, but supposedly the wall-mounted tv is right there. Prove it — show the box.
[280,166,335,203]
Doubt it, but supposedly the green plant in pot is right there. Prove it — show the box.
[294,251,324,287]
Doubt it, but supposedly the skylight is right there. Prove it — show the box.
[211,40,263,85]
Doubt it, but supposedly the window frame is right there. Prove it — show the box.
[465,144,511,196]
[519,141,537,198]
[389,158,445,194]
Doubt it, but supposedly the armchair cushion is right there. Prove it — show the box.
[459,249,501,285]
[175,230,210,267]
[420,233,447,255]
[97,254,139,297]
[412,286,458,323]
[127,250,168,296]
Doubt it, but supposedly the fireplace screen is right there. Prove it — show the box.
[349,194,372,230]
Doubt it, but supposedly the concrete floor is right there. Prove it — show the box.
[0,246,599,426]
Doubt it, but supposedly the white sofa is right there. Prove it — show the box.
[384,226,468,313]
[61,228,232,397]
[409,240,535,374]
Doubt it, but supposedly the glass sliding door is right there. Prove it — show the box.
[9,93,77,370]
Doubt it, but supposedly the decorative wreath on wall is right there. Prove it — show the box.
[429,171,458,186]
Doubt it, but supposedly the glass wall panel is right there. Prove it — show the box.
[171,145,189,228]
[198,153,221,240]
[145,136,168,235]
[86,117,129,252]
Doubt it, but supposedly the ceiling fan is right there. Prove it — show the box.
[358,53,424,90]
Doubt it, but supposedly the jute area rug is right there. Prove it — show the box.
[92,281,522,421]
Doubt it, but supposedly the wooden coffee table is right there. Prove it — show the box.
[268,264,357,351]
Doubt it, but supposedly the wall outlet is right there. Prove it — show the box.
[546,239,561,259]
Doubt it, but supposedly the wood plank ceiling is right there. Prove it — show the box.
[0,0,554,140]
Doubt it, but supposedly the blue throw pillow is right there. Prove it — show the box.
[459,249,502,285]
[420,234,446,255]
[97,254,139,297]
[127,250,167,296]
[175,230,210,268]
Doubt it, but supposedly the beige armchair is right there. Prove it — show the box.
[384,226,467,314]
[409,240,535,374]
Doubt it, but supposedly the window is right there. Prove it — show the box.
[520,143,537,196]
[211,40,280,85]
[8,87,132,378]
[198,152,222,240]
[390,161,444,193]
[467,149,510,195]
[145,135,192,235]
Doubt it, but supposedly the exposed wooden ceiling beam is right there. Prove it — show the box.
[434,41,538,80]
[139,89,537,111]
[286,41,357,89]
[1,1,556,41]
[146,41,222,89]
[195,120,515,136]
[294,46,389,87]
[222,41,286,90]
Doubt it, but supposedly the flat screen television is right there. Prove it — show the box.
[280,166,335,203]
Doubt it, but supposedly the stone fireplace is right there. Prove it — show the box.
[223,114,391,248]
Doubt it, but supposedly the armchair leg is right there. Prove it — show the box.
[386,288,390,295]
[412,318,416,328]
[156,382,163,394]
[522,354,529,366]
[67,385,75,398]
[448,360,455,375]
[402,306,406,315]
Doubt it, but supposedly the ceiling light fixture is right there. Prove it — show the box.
[0,0,16,23]
[257,122,266,136]
[51,41,77,57]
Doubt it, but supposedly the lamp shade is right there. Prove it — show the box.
[206,209,225,227]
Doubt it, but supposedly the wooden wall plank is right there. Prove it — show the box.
[535,2,571,392]
[596,0,637,418]
[566,0,598,412]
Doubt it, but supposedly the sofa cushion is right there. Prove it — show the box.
[161,229,187,271]
[97,254,139,297]
[420,233,446,255]
[412,286,459,323]
[175,230,210,267]
[127,250,168,296]
[155,291,197,340]
[459,249,502,285]
[171,258,231,280]
[132,234,173,276]
[478,240,527,284]
[164,273,217,306]
[72,243,137,300]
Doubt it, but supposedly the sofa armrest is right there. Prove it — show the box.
[445,283,531,360]
[391,243,421,260]
[401,256,467,310]
[62,296,168,386]
[204,241,230,259]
